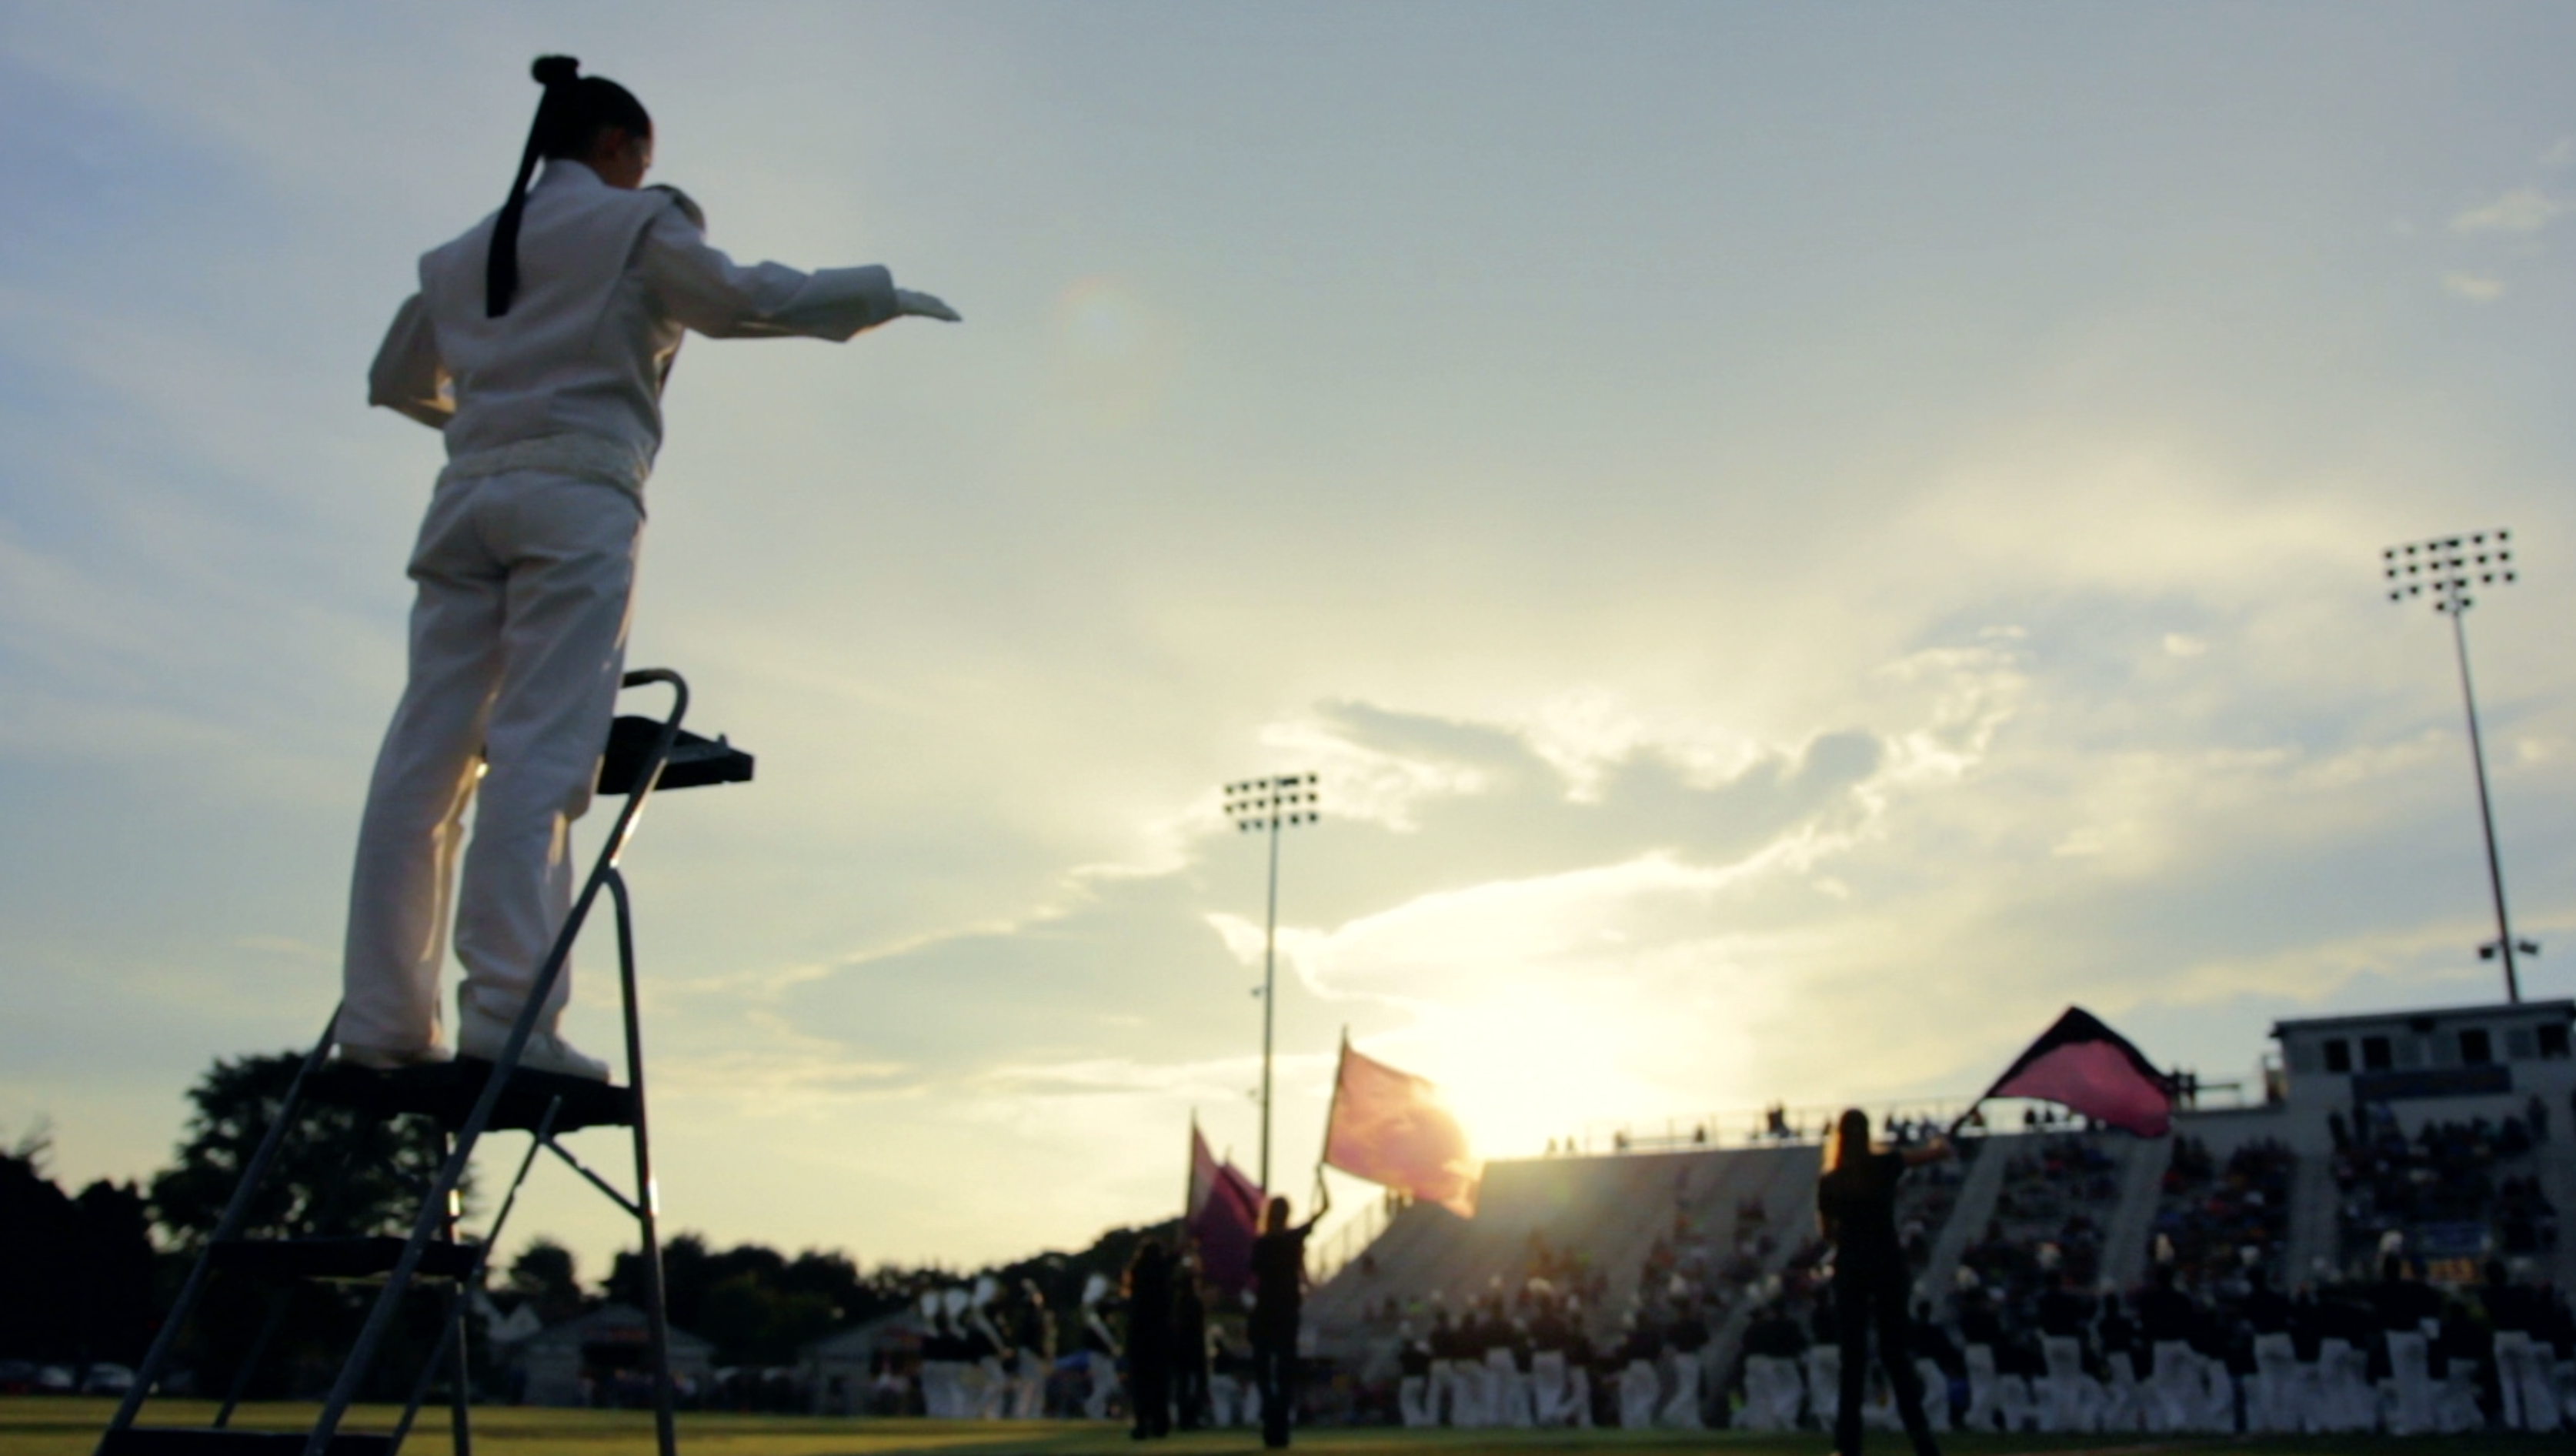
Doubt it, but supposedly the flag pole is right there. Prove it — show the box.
[1314,1029,1350,1216]
[1944,1099,1984,1141]
[1944,1065,2008,1140]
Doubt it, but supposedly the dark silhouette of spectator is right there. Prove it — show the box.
[2241,1264,2291,1335]
[2134,1262,2196,1346]
[2036,1266,2094,1344]
[2096,1289,2138,1371]
[1667,1301,1710,1359]
[1171,1261,1209,1430]
[1817,1107,1947,1456]
[2371,1254,2441,1332]
[1908,1301,1957,1371]
[1123,1238,1174,1438]
[1251,1191,1328,1448]
[1955,1284,2004,1352]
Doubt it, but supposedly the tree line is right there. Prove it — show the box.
[4,1050,1180,1389]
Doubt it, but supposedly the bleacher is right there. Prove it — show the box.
[2334,1102,2559,1279]
[1957,1125,2138,1304]
[1302,995,2576,1434]
[2152,1134,2296,1296]
[1307,1142,1820,1354]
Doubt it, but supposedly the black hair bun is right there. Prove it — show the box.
[531,55,581,87]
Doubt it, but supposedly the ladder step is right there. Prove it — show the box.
[597,714,754,796]
[312,1058,638,1133]
[209,1236,479,1281]
[101,1431,395,1456]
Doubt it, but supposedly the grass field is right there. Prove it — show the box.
[5,1400,2558,1456]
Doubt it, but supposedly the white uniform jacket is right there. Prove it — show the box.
[366,159,900,495]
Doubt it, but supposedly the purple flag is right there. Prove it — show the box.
[1187,1126,1262,1295]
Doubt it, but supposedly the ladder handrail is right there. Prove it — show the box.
[387,1096,562,1456]
[608,868,678,1456]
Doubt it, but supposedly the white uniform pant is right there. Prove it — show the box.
[341,469,642,1054]
[1083,1350,1120,1419]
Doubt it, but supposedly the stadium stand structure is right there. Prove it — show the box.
[1304,996,2576,1434]
[1310,1145,1805,1346]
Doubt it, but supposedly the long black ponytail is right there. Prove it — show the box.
[485,55,653,319]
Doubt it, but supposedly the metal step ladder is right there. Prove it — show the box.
[98,670,751,1456]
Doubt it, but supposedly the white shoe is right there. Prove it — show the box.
[457,1003,612,1082]
[336,1042,452,1072]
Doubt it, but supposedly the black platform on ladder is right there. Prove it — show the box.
[99,671,748,1456]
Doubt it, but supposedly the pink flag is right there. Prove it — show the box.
[1981,1006,2176,1137]
[1323,1040,1481,1217]
[1186,1125,1263,1294]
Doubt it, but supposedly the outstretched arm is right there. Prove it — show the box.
[1298,1170,1333,1234]
[639,202,959,341]
[1902,1137,1954,1167]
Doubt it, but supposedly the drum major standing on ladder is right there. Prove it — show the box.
[339,56,958,1079]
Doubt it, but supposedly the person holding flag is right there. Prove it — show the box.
[1250,1188,1329,1448]
[1817,1109,1949,1456]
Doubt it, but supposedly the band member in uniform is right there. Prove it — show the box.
[1080,1273,1123,1420]
[342,55,958,1077]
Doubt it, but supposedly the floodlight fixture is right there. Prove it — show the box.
[2382,528,2531,1000]
[1222,773,1320,1191]
[2382,529,2516,614]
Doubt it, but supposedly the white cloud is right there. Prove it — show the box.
[2449,186,2568,234]
[2442,272,2508,303]
[12,3,2576,1280]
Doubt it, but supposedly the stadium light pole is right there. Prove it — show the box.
[1224,773,1318,1193]
[2383,529,2536,1001]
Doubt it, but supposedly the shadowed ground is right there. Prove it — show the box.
[2,1401,2544,1456]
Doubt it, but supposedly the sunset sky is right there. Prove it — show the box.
[5,3,2575,1280]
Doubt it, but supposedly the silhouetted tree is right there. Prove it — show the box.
[506,1238,588,1323]
[145,1052,466,1398]
[0,1130,156,1364]
[148,1050,465,1247]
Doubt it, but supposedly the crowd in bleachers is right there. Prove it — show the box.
[1328,1239,2576,1435]
[2334,1101,2560,1272]
[1313,1099,2576,1434]
[1958,1129,2127,1303]
[1343,1237,2576,1434]
[2153,1136,2294,1294]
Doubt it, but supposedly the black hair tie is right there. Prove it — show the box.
[486,55,581,319]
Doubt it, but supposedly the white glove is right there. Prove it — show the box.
[894,288,962,322]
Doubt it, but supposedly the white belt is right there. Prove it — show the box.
[438,433,651,499]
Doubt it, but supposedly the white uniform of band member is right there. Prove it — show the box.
[339,57,956,1077]
[1080,1273,1123,1420]
[967,1277,1010,1419]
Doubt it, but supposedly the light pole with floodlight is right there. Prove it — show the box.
[1224,773,1318,1192]
[2383,528,2537,1001]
